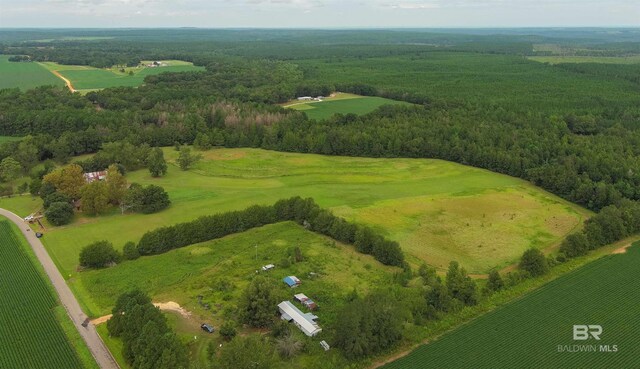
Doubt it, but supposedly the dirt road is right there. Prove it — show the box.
[51,70,76,92]
[0,208,119,369]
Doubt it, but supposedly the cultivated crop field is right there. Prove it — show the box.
[0,55,64,90]
[39,60,205,91]
[0,219,84,369]
[284,93,410,120]
[385,242,640,369]
[0,148,590,279]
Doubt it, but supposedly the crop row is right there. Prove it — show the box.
[0,221,83,369]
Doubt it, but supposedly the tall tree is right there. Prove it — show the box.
[147,147,168,177]
[43,164,86,199]
[0,157,21,182]
[81,181,109,215]
[239,276,281,328]
[176,146,202,171]
[106,164,128,206]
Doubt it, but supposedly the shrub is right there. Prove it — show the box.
[519,248,549,277]
[122,241,140,260]
[219,321,237,341]
[79,241,120,268]
[45,201,74,226]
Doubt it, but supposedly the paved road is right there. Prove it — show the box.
[0,208,119,369]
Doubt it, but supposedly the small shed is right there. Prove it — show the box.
[83,171,107,183]
[294,293,317,310]
[262,264,275,271]
[283,276,301,288]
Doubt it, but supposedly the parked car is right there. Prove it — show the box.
[201,324,215,333]
[35,232,43,238]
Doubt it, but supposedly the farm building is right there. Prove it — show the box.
[283,276,301,288]
[83,171,107,183]
[297,96,313,101]
[294,293,318,310]
[278,301,322,337]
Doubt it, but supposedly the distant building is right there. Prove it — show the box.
[83,171,107,183]
[283,276,301,288]
[297,96,313,101]
[278,301,322,337]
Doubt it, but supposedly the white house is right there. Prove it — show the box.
[278,301,322,337]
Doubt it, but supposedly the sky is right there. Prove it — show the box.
[0,0,639,28]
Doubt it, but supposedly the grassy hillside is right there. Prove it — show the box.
[285,93,411,120]
[39,60,205,91]
[0,219,96,369]
[0,56,64,90]
[385,242,640,369]
[0,148,589,278]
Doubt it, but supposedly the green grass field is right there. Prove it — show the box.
[40,60,205,91]
[0,136,23,144]
[0,56,64,90]
[285,93,411,120]
[0,148,588,278]
[77,222,396,368]
[385,242,640,369]
[0,219,91,369]
[528,55,640,64]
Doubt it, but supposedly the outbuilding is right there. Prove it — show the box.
[283,276,301,288]
[278,301,321,337]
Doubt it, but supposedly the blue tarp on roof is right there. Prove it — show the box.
[283,276,299,287]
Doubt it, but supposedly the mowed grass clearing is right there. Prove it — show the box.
[0,219,95,369]
[39,60,205,91]
[1,148,589,277]
[385,242,640,369]
[0,55,64,90]
[284,93,411,120]
[0,136,23,144]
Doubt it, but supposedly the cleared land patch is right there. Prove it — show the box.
[385,242,640,369]
[39,60,205,92]
[0,148,589,278]
[528,55,640,64]
[0,55,64,90]
[0,219,85,369]
[284,93,411,120]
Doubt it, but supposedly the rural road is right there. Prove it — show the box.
[0,208,119,369]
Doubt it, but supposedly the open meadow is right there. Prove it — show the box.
[0,148,589,279]
[39,60,205,91]
[0,55,64,90]
[385,242,640,369]
[284,93,411,120]
[0,218,94,369]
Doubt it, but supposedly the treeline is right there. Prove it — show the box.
[107,290,188,369]
[560,199,640,258]
[137,196,405,267]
